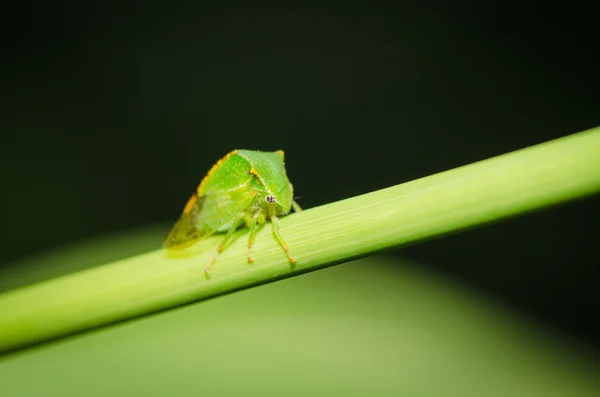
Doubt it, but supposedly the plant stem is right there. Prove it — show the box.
[1,126,600,354]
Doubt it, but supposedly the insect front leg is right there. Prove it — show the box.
[291,200,302,213]
[245,212,266,263]
[205,212,245,276]
[268,205,296,264]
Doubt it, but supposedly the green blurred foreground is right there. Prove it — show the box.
[0,226,598,397]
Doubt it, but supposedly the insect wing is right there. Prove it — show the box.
[164,191,255,250]
[164,195,206,249]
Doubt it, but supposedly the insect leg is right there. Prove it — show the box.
[268,206,296,264]
[245,212,265,263]
[290,182,302,212]
[291,200,302,213]
[205,213,245,276]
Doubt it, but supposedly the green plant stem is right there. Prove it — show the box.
[1,127,600,354]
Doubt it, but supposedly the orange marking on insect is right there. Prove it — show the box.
[182,193,198,214]
[277,150,285,158]
[197,150,238,195]
[248,167,268,188]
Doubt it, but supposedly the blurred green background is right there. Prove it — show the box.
[1,0,599,376]
[1,228,598,396]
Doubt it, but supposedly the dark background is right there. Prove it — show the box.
[1,3,598,346]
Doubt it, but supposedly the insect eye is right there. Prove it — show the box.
[266,195,276,204]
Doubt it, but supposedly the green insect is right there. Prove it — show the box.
[165,149,301,276]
